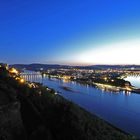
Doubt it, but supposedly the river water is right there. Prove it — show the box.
[125,76,140,88]
[23,74,140,138]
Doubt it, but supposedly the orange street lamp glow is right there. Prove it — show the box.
[20,79,25,83]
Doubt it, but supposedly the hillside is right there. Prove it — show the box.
[0,66,136,140]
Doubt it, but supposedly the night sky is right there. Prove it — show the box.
[1,0,140,65]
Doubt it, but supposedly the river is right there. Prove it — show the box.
[125,76,140,88]
[23,73,140,138]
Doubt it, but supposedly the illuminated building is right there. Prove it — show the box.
[9,68,19,75]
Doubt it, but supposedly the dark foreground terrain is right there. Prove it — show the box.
[0,67,136,140]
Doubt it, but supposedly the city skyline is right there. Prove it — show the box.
[1,0,140,65]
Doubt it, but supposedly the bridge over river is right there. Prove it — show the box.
[20,71,44,82]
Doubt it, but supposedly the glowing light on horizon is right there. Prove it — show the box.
[77,39,140,65]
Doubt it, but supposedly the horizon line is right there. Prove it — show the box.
[9,63,140,67]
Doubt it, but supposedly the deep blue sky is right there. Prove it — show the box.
[1,0,140,65]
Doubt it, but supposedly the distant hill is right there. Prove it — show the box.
[10,64,140,71]
[10,64,71,71]
[80,65,140,70]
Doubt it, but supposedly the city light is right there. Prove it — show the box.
[104,77,107,81]
[9,68,19,74]
[126,87,132,92]
[20,78,25,83]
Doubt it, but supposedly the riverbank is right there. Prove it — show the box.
[45,74,132,93]
[59,75,140,94]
